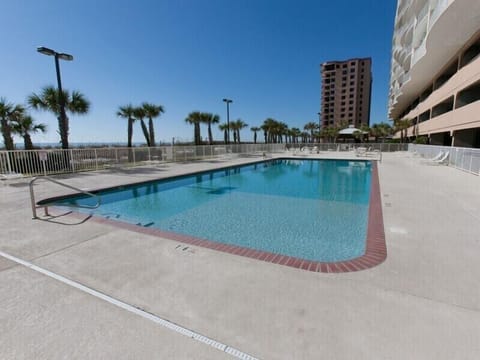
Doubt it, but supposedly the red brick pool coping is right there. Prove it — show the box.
[65,161,386,273]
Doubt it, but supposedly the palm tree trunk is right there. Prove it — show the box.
[24,133,34,150]
[194,123,201,145]
[148,118,155,146]
[237,130,240,143]
[140,120,150,146]
[58,115,69,149]
[1,118,15,150]
[208,123,213,145]
[253,132,257,144]
[127,118,133,147]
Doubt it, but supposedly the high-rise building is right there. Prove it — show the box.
[389,0,480,147]
[320,57,372,129]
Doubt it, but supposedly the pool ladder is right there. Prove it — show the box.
[29,176,101,219]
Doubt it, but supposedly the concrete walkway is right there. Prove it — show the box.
[1,152,479,359]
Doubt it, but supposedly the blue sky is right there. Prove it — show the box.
[1,0,397,145]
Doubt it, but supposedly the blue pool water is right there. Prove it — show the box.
[55,159,372,262]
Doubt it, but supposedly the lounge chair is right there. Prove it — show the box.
[420,151,443,163]
[427,151,449,165]
[355,147,367,157]
[421,151,449,165]
[1,172,23,180]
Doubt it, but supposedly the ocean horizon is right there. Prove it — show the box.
[12,142,172,149]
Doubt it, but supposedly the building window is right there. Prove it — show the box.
[432,96,454,118]
[456,80,480,108]
[460,37,480,68]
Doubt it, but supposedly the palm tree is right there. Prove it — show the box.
[353,123,370,143]
[202,112,220,145]
[261,118,278,143]
[320,125,340,143]
[231,119,248,143]
[250,127,260,144]
[219,123,229,144]
[230,121,239,143]
[185,111,202,145]
[290,127,301,144]
[28,86,89,149]
[394,118,411,143]
[0,98,16,150]
[304,122,318,143]
[133,107,150,146]
[117,105,136,147]
[277,122,289,143]
[12,114,47,150]
[370,122,393,142]
[142,102,164,146]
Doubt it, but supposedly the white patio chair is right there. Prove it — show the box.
[420,151,443,163]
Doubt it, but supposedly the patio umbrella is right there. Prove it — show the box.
[338,125,368,135]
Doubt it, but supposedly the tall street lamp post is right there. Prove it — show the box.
[222,98,233,144]
[37,46,73,149]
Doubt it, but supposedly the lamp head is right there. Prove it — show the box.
[37,47,73,61]
[37,46,55,56]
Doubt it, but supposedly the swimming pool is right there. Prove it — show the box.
[48,158,386,272]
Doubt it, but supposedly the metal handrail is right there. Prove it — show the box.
[29,176,101,219]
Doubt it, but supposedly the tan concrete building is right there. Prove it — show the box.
[320,58,372,129]
[389,0,480,147]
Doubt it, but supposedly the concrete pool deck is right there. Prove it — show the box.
[1,152,479,359]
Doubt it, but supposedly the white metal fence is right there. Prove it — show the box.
[0,142,407,178]
[408,144,480,175]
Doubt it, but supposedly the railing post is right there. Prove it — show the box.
[70,149,75,173]
[6,151,13,174]
[29,178,38,219]
[469,151,473,174]
[148,147,151,162]
[94,149,98,170]
[132,147,136,165]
